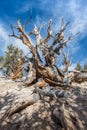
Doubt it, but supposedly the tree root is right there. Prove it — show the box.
[8,93,40,116]
[53,103,84,130]
[9,100,35,116]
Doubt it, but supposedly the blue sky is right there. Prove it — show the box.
[0,0,87,69]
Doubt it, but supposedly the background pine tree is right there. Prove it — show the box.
[75,62,82,71]
[3,44,24,76]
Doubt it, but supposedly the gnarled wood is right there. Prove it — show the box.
[53,104,84,130]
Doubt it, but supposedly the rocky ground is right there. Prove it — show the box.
[0,77,87,130]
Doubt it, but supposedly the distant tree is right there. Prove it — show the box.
[75,62,82,71]
[84,64,87,70]
[0,56,4,69]
[0,56,4,65]
[3,44,24,76]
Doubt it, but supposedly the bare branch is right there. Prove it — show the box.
[44,19,53,43]
[9,19,41,63]
[52,31,79,55]
[62,49,72,72]
[17,18,23,31]
[39,22,47,32]
[68,32,79,40]
[29,25,51,64]
[60,18,70,33]
[9,25,21,39]
[62,32,79,46]
[52,18,70,46]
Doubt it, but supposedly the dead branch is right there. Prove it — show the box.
[9,25,21,39]
[53,32,79,55]
[44,19,53,43]
[62,49,72,73]
[39,22,46,32]
[52,18,70,47]
[9,20,41,64]
[30,24,52,65]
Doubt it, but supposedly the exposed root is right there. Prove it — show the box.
[53,103,84,130]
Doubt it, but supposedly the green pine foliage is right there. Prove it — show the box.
[84,64,87,70]
[0,56,4,64]
[3,44,23,76]
[75,62,82,71]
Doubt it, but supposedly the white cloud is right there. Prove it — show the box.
[17,0,87,37]
[50,0,87,55]
[48,0,87,36]
[0,23,10,52]
[17,3,31,13]
[68,0,87,35]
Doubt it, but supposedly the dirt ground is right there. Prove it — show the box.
[0,77,87,130]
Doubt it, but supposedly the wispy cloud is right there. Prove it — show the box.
[17,0,87,36]
[17,0,87,34]
[17,2,32,13]
[27,0,87,56]
[68,0,87,35]
[50,0,87,55]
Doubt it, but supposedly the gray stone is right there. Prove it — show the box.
[0,98,5,104]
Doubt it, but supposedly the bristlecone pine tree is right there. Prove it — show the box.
[8,14,87,130]
[9,17,78,87]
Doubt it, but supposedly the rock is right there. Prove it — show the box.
[1,105,10,110]
[0,98,5,104]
